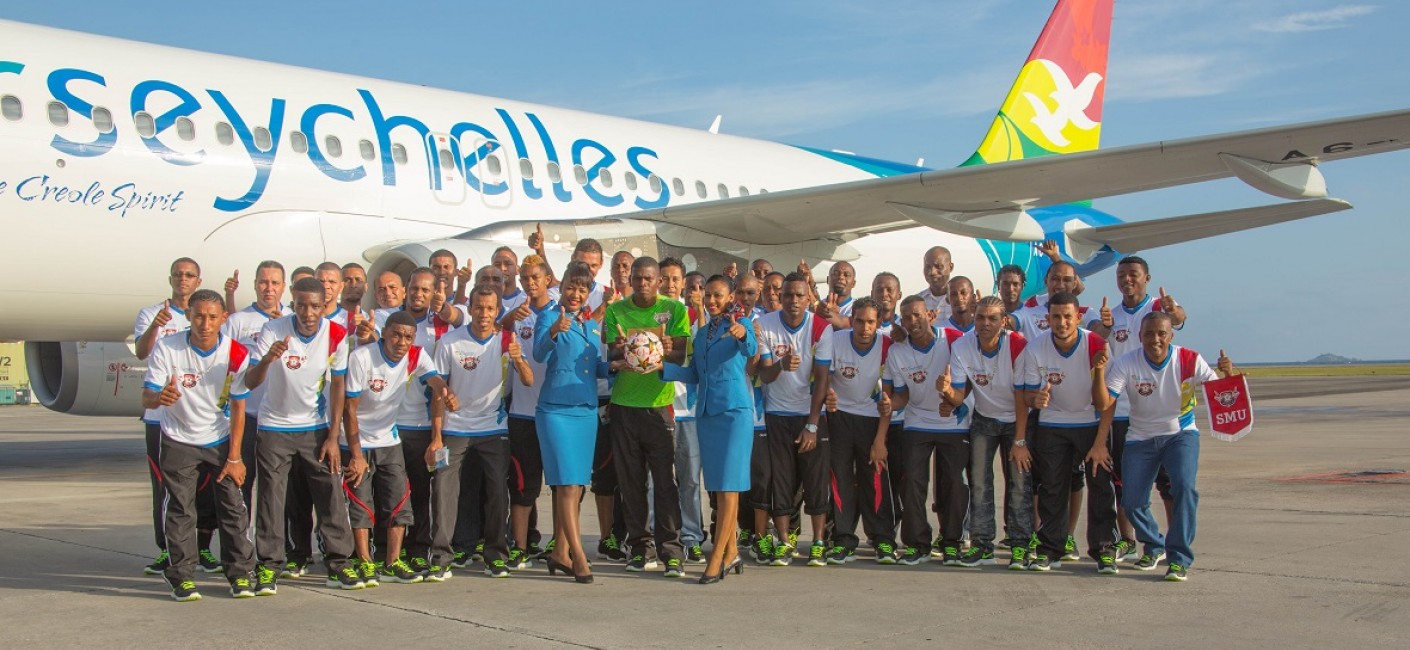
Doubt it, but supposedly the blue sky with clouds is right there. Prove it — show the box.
[3,0,1408,362]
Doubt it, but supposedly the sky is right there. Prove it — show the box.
[3,0,1408,362]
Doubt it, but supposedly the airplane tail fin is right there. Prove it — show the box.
[961,0,1114,167]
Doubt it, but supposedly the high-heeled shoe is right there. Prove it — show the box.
[546,557,594,584]
[698,556,744,584]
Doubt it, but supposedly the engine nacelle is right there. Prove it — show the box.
[26,341,146,417]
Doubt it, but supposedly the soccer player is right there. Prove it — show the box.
[995,265,1027,327]
[1089,255,1187,558]
[221,260,286,507]
[884,296,969,566]
[244,277,361,593]
[342,310,447,585]
[814,261,856,329]
[341,262,377,345]
[944,276,977,334]
[431,286,533,580]
[135,257,218,575]
[142,289,258,601]
[603,256,690,576]
[1011,261,1089,342]
[659,257,706,563]
[919,246,955,323]
[429,248,470,325]
[610,250,634,301]
[375,270,404,310]
[501,256,556,568]
[756,273,834,566]
[750,258,773,280]
[950,296,1033,569]
[1012,292,1118,574]
[735,273,765,319]
[823,298,900,564]
[1103,312,1232,581]
[761,271,785,314]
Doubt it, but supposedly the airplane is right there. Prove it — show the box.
[1,0,1407,417]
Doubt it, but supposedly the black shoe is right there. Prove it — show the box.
[1097,553,1119,575]
[426,565,453,582]
[197,548,224,574]
[449,551,471,569]
[483,560,510,578]
[698,556,744,585]
[1165,563,1188,582]
[169,577,201,602]
[327,566,366,590]
[144,550,169,575]
[625,554,655,572]
[663,558,685,578]
[229,572,257,598]
[280,558,308,579]
[898,547,927,566]
[254,564,278,596]
[409,556,432,577]
[686,545,706,565]
[596,535,628,562]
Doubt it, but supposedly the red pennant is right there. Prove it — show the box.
[1204,374,1253,441]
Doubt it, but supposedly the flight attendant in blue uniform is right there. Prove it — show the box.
[661,275,761,584]
[533,262,611,584]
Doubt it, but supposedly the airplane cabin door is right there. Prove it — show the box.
[472,137,513,210]
[428,133,466,205]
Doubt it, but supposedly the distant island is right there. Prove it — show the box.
[1305,353,1360,364]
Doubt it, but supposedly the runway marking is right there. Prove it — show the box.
[1275,469,1410,485]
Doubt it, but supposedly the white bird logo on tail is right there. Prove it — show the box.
[1022,59,1102,147]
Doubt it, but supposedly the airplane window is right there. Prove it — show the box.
[695,180,707,199]
[176,116,196,141]
[672,178,685,196]
[600,168,613,188]
[518,158,533,179]
[255,127,274,152]
[486,153,502,176]
[47,101,69,127]
[216,122,235,146]
[1,95,20,121]
[358,139,375,161]
[325,135,343,157]
[717,183,729,199]
[134,111,156,138]
[437,148,454,170]
[624,171,637,190]
[739,186,750,197]
[392,143,408,165]
[92,107,114,134]
[573,164,587,185]
[649,174,662,195]
[290,131,308,154]
[547,161,562,184]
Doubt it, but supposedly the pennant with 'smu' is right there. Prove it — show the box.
[1204,374,1253,442]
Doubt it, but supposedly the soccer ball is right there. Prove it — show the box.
[623,331,664,372]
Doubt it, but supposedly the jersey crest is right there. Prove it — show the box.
[369,378,388,393]
[285,355,304,370]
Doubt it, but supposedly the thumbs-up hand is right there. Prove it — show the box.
[355,311,374,340]
[431,279,447,313]
[265,336,291,363]
[152,300,173,329]
[602,283,618,304]
[659,324,676,356]
[455,262,473,286]
[1217,348,1234,377]
[1100,296,1114,328]
[440,385,460,412]
[159,376,182,406]
[825,387,838,412]
[723,261,738,279]
[1092,346,1110,372]
[782,345,800,372]
[727,314,747,340]
[1159,287,1177,313]
[528,222,546,253]
[552,306,571,336]
[877,390,893,417]
[1031,380,1052,409]
[936,367,954,400]
[225,269,240,294]
[507,337,523,362]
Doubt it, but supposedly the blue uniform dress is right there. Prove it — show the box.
[662,317,757,492]
[533,310,609,486]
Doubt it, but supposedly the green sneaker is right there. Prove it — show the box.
[663,558,685,578]
[770,543,795,567]
[1062,535,1080,561]
[198,548,223,573]
[596,534,627,561]
[941,546,963,566]
[484,560,510,578]
[507,548,534,571]
[957,546,993,567]
[1097,554,1118,575]
[898,547,926,566]
[229,573,256,598]
[170,578,201,602]
[1028,533,1040,553]
[381,559,423,584]
[144,550,169,575]
[1134,551,1166,571]
[807,542,827,567]
[254,564,278,595]
[876,541,898,565]
[786,531,800,556]
[280,558,307,578]
[752,535,775,565]
[533,538,555,560]
[358,561,380,587]
[826,545,853,565]
[686,545,707,564]
[471,541,486,562]
[1008,546,1029,570]
[1165,563,1188,582]
[450,551,470,569]
[426,565,453,582]
[1115,538,1139,562]
[410,556,432,577]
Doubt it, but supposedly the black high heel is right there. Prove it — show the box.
[546,557,594,584]
[698,556,743,585]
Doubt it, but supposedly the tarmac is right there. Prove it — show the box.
[1,376,1407,648]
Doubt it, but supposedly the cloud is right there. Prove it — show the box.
[1108,53,1263,100]
[1254,4,1377,33]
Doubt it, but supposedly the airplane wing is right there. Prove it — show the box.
[624,108,1410,245]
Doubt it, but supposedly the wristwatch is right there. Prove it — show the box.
[1014,439,1028,448]
[804,423,819,433]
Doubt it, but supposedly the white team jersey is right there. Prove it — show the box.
[873,314,905,423]
[757,311,833,416]
[825,329,889,418]
[919,287,954,323]
[673,309,701,420]
[253,316,350,432]
[884,327,970,433]
[943,318,975,335]
[951,330,1028,423]
[135,300,191,424]
[344,344,438,448]
[587,282,607,314]
[507,299,555,418]
[434,327,514,436]
[834,296,855,318]
[1012,300,1092,343]
[1104,294,1176,420]
[143,333,250,447]
[1018,329,1107,427]
[502,290,528,317]
[372,307,397,331]
[393,310,455,429]
[1106,346,1217,442]
[222,304,278,416]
